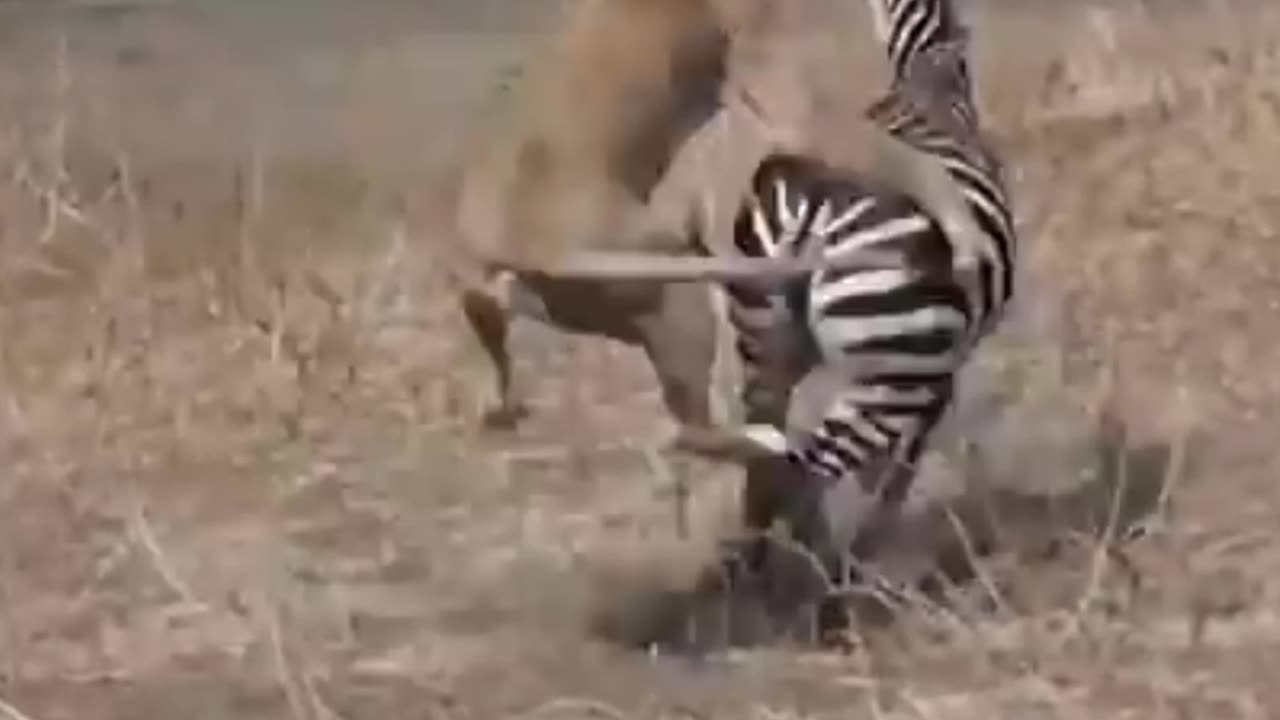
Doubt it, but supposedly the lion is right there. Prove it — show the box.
[427,0,984,443]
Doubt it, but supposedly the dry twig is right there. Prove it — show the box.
[127,500,203,609]
[0,695,39,720]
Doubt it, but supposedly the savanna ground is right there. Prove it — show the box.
[2,1,1280,718]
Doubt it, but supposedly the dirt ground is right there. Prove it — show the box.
[3,1,1280,718]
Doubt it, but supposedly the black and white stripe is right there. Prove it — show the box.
[881,0,974,93]
[726,0,1017,554]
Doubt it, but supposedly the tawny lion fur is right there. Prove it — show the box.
[449,0,730,272]
[432,0,738,432]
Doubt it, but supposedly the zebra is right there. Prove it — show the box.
[706,0,1019,634]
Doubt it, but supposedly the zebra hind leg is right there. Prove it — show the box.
[789,429,937,640]
[824,421,950,633]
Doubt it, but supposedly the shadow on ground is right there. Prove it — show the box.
[591,412,1182,653]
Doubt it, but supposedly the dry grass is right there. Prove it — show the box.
[3,1,1280,718]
